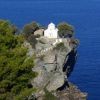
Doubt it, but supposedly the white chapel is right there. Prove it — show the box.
[44,23,58,38]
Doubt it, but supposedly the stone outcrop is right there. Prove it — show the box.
[24,29,87,100]
[56,83,87,100]
[34,29,44,36]
[31,37,71,91]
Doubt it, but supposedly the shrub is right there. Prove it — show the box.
[27,34,38,48]
[23,22,39,38]
[57,22,74,38]
[70,38,79,45]
[54,42,66,51]
[44,89,57,100]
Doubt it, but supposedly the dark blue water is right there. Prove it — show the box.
[0,0,100,99]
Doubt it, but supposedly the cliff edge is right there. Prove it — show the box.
[24,28,87,100]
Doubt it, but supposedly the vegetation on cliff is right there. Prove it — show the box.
[57,22,74,37]
[23,22,39,38]
[0,20,37,100]
[23,22,40,48]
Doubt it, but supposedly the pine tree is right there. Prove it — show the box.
[0,20,37,100]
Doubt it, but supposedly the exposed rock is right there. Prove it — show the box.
[31,37,70,92]
[25,31,87,99]
[34,29,44,36]
[56,83,87,100]
[46,72,65,92]
[23,41,34,57]
[32,65,49,89]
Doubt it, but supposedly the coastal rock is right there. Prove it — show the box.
[23,41,34,57]
[25,30,87,99]
[46,72,65,92]
[32,65,49,89]
[31,37,75,92]
[56,83,87,100]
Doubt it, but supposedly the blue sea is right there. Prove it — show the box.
[0,0,100,100]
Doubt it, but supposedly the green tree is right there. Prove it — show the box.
[0,20,37,100]
[23,22,39,38]
[57,22,74,37]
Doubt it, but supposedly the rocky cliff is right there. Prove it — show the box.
[24,30,87,100]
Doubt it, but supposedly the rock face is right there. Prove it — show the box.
[56,83,87,100]
[34,29,44,36]
[46,72,65,91]
[24,30,87,100]
[31,36,71,92]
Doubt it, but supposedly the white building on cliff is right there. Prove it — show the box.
[44,23,58,38]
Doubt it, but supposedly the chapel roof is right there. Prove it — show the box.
[48,22,55,29]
